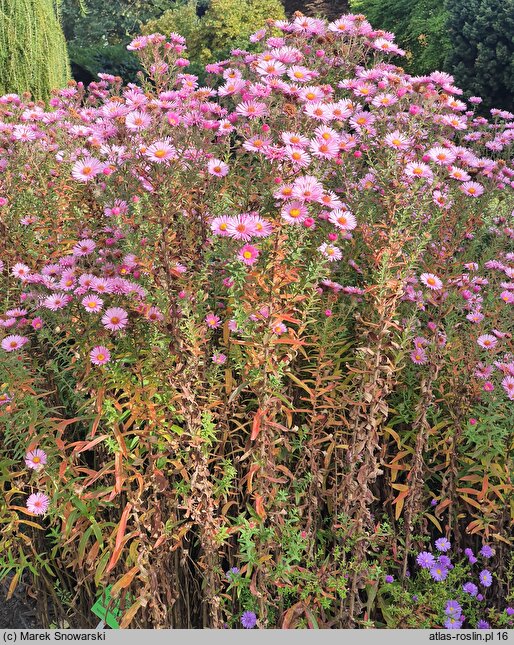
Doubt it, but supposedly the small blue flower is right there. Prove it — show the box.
[226,566,240,580]
[444,616,462,629]
[479,545,493,558]
[479,570,493,588]
[241,611,257,629]
[463,582,478,596]
[435,537,451,552]
[445,600,462,617]
[416,551,435,569]
[430,565,448,582]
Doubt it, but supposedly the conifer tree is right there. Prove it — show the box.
[0,0,70,100]
[445,0,514,112]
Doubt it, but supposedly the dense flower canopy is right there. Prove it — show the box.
[0,12,512,630]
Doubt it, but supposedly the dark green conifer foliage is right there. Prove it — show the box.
[445,0,514,112]
[0,0,70,99]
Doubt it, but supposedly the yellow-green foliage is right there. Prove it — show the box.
[143,1,203,56]
[0,0,70,100]
[143,0,285,63]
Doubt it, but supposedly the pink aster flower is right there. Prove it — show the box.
[420,273,443,290]
[26,492,50,515]
[71,158,103,182]
[212,352,227,365]
[207,158,229,177]
[466,311,484,323]
[500,290,514,304]
[501,375,514,399]
[146,306,163,322]
[460,181,484,197]
[477,334,498,350]
[72,239,96,256]
[101,307,128,332]
[235,101,268,119]
[25,448,47,471]
[411,348,428,364]
[91,277,112,294]
[384,131,411,150]
[328,209,357,230]
[1,334,29,351]
[427,147,457,165]
[271,321,287,335]
[43,293,70,311]
[205,313,221,329]
[31,317,43,330]
[309,138,339,159]
[291,175,324,202]
[210,215,232,236]
[12,263,31,280]
[405,162,433,180]
[127,36,148,51]
[125,110,152,131]
[251,216,273,238]
[448,166,471,181]
[145,140,176,163]
[238,244,259,266]
[226,214,257,241]
[281,201,308,224]
[81,294,104,313]
[285,146,311,168]
[0,392,12,405]
[90,345,111,365]
[318,243,342,262]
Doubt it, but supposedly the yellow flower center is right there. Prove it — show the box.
[290,209,301,217]
[243,251,252,259]
[154,149,166,158]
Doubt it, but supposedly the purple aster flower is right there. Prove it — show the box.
[385,575,394,583]
[477,594,484,601]
[479,545,493,558]
[431,499,438,506]
[435,537,451,552]
[412,595,418,602]
[241,611,257,629]
[416,551,435,569]
[477,620,490,629]
[430,565,448,582]
[479,570,493,587]
[226,567,240,579]
[464,548,474,558]
[506,607,514,616]
[444,616,462,629]
[463,582,478,596]
[438,555,453,569]
[468,555,478,565]
[445,600,462,617]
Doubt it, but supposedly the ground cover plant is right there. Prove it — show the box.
[0,12,513,629]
